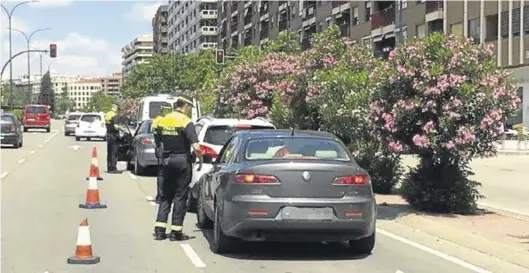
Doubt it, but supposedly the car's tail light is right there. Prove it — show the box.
[234,174,279,184]
[141,138,151,145]
[332,174,370,185]
[200,144,218,158]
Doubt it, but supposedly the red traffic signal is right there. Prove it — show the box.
[50,44,57,58]
[216,49,224,64]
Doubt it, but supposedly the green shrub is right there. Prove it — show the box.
[11,109,23,121]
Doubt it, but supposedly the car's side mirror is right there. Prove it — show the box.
[202,154,214,164]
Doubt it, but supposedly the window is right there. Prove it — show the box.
[244,137,351,161]
[416,23,426,38]
[204,125,274,146]
[353,7,359,25]
[397,0,407,9]
[468,18,480,43]
[67,114,81,121]
[0,115,15,124]
[80,114,102,123]
[364,1,371,22]
[219,136,239,163]
[194,124,203,136]
[137,120,152,135]
[148,101,172,119]
[450,22,463,36]
[25,106,48,114]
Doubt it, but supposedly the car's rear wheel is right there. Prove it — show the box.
[23,127,28,132]
[87,137,91,141]
[211,202,239,254]
[348,231,375,255]
[19,139,23,148]
[46,127,50,133]
[64,132,69,136]
[196,183,213,229]
[75,137,80,141]
[13,141,20,148]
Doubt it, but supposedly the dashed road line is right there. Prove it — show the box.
[45,130,59,143]
[38,144,43,148]
[180,243,206,268]
[377,228,491,273]
[145,196,157,206]
[29,150,36,154]
[129,173,137,180]
[17,158,25,164]
[1,172,9,179]
[396,270,405,273]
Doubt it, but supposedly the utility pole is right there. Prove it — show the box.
[1,1,38,106]
[10,27,51,104]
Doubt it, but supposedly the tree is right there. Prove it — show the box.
[84,91,114,112]
[38,71,55,111]
[368,33,520,213]
[56,85,74,114]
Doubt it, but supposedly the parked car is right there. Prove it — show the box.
[75,112,106,141]
[187,116,276,212]
[195,129,377,254]
[64,112,83,136]
[22,104,51,132]
[0,112,24,148]
[126,119,157,175]
[135,93,201,123]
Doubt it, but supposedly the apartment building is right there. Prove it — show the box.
[153,5,169,54]
[121,35,154,78]
[67,78,103,110]
[167,0,218,54]
[218,0,528,67]
[99,73,122,97]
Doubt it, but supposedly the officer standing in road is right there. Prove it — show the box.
[153,96,203,241]
[151,104,173,204]
[104,103,126,174]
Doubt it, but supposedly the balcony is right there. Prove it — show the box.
[371,6,395,30]
[231,2,238,12]
[260,1,269,16]
[303,0,316,9]
[332,1,347,8]
[244,7,252,25]
[230,21,238,33]
[200,26,218,36]
[199,42,218,50]
[201,10,217,20]
[425,1,444,22]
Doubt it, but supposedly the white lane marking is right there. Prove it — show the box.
[146,196,154,201]
[38,144,43,148]
[180,243,206,268]
[1,172,9,179]
[377,228,492,273]
[149,201,157,206]
[129,173,137,180]
[44,130,59,143]
[29,150,36,154]
[18,158,25,164]
[396,270,405,273]
[68,145,83,151]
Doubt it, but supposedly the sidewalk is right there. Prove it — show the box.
[496,140,529,155]
[376,194,529,269]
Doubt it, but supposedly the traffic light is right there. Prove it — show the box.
[49,44,57,58]
[216,49,224,65]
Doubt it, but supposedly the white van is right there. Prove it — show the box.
[136,94,201,123]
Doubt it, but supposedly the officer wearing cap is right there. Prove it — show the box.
[153,96,203,241]
[104,104,125,173]
[151,104,173,204]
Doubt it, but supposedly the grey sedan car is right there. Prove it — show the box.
[126,119,157,175]
[0,113,24,148]
[196,129,377,254]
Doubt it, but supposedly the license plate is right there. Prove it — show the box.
[27,118,35,121]
[281,207,333,221]
[85,131,95,134]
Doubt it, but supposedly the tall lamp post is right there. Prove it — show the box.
[1,0,39,106]
[10,27,50,104]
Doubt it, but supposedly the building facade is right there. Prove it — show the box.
[67,78,103,110]
[121,35,154,78]
[167,0,218,54]
[218,0,529,66]
[99,73,122,97]
[153,5,169,54]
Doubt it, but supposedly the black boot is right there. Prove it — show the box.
[153,228,167,240]
[169,231,191,241]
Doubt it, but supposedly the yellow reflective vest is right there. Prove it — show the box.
[104,110,117,124]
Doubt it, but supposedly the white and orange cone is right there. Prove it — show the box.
[67,218,100,264]
[86,147,103,181]
[79,166,107,209]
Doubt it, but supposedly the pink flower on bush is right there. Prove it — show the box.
[455,126,476,144]
[412,134,431,148]
[388,140,404,152]
[423,121,436,133]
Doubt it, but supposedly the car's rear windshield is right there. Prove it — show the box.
[80,115,102,123]
[244,137,351,161]
[68,115,82,121]
[149,101,172,119]
[0,115,14,124]
[205,125,275,146]
[25,106,48,114]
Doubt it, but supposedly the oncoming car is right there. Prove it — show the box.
[75,113,106,141]
[195,129,376,254]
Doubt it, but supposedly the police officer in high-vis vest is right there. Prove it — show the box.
[153,96,203,241]
[104,104,125,174]
[151,104,173,204]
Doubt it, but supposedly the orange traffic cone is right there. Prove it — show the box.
[67,218,100,264]
[86,147,103,181]
[79,166,107,209]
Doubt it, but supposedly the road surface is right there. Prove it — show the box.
[1,120,525,273]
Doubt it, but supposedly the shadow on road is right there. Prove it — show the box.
[194,225,370,261]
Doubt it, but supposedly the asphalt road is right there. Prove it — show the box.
[0,120,522,273]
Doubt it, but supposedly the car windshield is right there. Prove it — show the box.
[80,115,101,123]
[244,137,351,161]
[26,106,48,114]
[0,115,14,124]
[205,125,275,146]
[149,101,172,119]
[68,115,81,121]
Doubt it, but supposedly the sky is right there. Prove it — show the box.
[0,0,164,80]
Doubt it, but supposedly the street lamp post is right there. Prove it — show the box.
[1,0,39,106]
[10,27,50,104]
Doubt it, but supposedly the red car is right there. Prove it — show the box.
[23,104,51,132]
